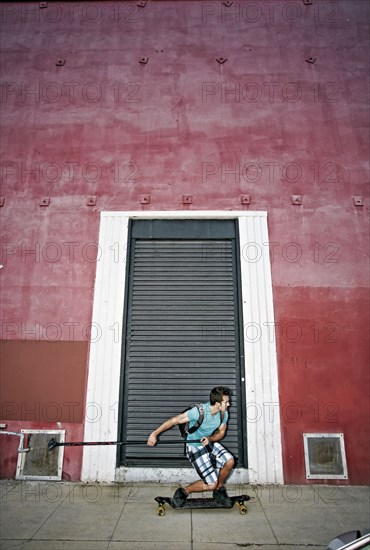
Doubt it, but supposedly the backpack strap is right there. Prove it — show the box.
[188,405,225,436]
[182,403,225,443]
[187,404,204,435]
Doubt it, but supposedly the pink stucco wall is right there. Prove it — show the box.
[0,1,369,483]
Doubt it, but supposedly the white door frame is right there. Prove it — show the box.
[81,211,283,484]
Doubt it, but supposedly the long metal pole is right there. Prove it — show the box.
[48,438,201,451]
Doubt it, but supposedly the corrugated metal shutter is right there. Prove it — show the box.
[120,220,245,466]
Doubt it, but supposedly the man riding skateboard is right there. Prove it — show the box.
[147,386,234,507]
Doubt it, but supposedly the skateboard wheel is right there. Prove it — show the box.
[158,505,165,516]
[239,505,247,515]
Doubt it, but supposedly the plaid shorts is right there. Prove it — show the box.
[185,442,233,485]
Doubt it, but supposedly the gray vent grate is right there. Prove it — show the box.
[303,433,348,479]
[16,430,65,481]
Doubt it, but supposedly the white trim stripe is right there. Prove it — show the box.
[239,215,283,483]
[81,214,129,482]
[81,211,283,484]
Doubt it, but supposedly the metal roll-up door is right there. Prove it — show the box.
[119,220,246,467]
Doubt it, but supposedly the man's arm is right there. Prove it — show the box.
[147,411,189,446]
[201,422,227,446]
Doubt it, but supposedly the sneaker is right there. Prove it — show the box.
[172,487,188,508]
[213,486,232,506]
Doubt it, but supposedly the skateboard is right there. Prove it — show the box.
[155,494,250,516]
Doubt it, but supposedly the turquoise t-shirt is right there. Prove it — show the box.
[186,402,228,448]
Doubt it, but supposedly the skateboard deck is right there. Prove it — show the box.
[155,494,250,516]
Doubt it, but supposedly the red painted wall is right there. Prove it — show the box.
[0,1,369,483]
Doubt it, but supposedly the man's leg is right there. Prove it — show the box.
[173,445,217,504]
[185,444,234,494]
[172,477,216,507]
[216,457,234,489]
[184,445,218,494]
[183,456,234,498]
[184,478,216,495]
[211,444,235,505]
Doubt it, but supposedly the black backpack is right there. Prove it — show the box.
[179,404,204,439]
[179,403,225,440]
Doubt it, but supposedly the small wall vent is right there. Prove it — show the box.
[16,430,65,481]
[303,433,348,479]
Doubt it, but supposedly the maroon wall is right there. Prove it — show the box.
[0,1,369,483]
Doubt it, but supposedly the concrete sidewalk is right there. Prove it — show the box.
[0,481,369,550]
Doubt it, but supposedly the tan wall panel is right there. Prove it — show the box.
[0,341,88,423]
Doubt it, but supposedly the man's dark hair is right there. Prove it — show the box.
[210,386,230,405]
